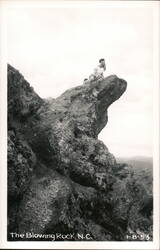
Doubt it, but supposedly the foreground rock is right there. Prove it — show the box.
[8,64,153,241]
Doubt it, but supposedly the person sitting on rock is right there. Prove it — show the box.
[89,58,106,82]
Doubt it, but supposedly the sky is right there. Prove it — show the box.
[6,1,155,158]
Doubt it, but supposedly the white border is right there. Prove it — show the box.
[0,1,159,249]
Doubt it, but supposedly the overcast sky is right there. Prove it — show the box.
[6,1,155,158]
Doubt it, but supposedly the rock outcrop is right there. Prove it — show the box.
[8,64,153,241]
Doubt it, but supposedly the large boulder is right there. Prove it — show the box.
[7,64,152,241]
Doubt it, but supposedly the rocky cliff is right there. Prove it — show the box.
[8,64,153,241]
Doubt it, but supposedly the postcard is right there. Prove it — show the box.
[0,0,159,249]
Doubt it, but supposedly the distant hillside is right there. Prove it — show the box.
[117,155,152,163]
[117,156,153,195]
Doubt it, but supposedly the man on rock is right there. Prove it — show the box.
[89,58,106,82]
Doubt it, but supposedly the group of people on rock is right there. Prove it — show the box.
[83,58,106,84]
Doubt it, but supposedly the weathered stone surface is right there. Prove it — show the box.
[7,64,153,241]
[8,64,43,121]
[20,74,127,190]
[8,130,36,198]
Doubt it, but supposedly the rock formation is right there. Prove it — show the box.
[8,64,153,241]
